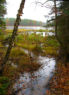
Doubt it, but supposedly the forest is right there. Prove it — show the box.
[0,0,69,95]
[5,18,45,26]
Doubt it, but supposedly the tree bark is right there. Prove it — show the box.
[1,0,25,73]
[54,0,63,46]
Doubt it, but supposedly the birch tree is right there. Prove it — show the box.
[1,0,26,73]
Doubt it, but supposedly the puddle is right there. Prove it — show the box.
[13,56,56,95]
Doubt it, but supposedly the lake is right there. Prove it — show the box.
[6,26,46,30]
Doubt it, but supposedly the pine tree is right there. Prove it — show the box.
[0,0,6,31]
[57,0,69,60]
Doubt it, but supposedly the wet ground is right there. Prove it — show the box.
[13,55,56,95]
[5,26,56,95]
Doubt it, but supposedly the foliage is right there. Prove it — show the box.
[0,76,10,95]
[45,20,55,28]
[0,0,6,32]
[56,0,69,59]
[5,18,45,26]
[45,0,69,59]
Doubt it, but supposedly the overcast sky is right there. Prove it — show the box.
[5,0,53,22]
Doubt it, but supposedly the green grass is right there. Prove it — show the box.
[42,36,59,56]
[6,29,50,33]
[43,46,58,56]
[0,35,5,41]
[10,47,27,58]
[43,36,59,47]
[15,33,59,56]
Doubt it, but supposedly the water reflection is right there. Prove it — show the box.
[36,32,55,37]
[19,31,55,37]
[13,56,56,95]
[6,26,46,30]
[6,26,55,37]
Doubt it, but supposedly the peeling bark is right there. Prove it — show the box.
[1,0,25,73]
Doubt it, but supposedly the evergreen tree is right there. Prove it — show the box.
[0,0,6,32]
[57,0,69,60]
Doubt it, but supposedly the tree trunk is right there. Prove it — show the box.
[54,0,63,46]
[1,0,25,73]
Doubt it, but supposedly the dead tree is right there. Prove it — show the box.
[1,0,26,73]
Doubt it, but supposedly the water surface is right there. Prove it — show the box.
[13,55,56,95]
[6,26,46,30]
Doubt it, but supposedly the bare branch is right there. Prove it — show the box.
[35,0,49,6]
[41,4,52,9]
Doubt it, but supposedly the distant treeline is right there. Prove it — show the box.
[5,18,45,26]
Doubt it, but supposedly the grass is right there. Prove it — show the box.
[42,36,59,56]
[18,57,41,72]
[0,42,7,66]
[43,36,59,47]
[10,47,41,72]
[15,34,59,57]
[17,43,37,50]
[0,32,59,62]
[43,47,58,56]
[10,47,27,58]
[0,35,5,41]
[0,29,59,95]
[6,29,50,33]
[2,46,41,85]
[15,33,44,53]
[15,33,44,43]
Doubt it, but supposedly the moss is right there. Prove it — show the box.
[0,77,10,95]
